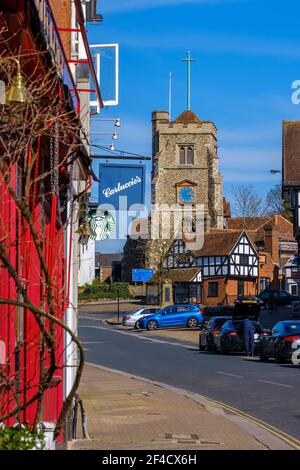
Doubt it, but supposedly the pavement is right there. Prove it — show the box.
[69,363,278,450]
[74,303,300,450]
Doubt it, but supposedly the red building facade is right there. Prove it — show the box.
[0,0,99,443]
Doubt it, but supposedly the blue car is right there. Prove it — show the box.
[139,304,204,331]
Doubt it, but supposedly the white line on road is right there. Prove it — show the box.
[258,380,293,389]
[216,371,244,378]
[79,324,192,348]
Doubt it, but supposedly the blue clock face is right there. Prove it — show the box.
[179,187,194,202]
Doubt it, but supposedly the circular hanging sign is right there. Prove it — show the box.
[88,208,115,241]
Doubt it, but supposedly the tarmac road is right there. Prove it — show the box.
[78,308,300,441]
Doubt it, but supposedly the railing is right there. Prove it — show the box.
[33,0,80,113]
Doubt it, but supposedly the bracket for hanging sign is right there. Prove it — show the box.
[89,43,119,113]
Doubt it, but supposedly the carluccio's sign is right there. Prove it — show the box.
[98,163,145,210]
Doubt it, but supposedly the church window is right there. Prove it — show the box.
[178,145,194,165]
[187,147,194,164]
[179,146,186,164]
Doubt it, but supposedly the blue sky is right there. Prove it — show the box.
[87,0,300,252]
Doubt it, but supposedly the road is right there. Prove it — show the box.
[78,309,300,440]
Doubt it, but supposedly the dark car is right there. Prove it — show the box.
[234,296,263,316]
[199,316,232,351]
[259,321,300,363]
[258,290,300,308]
[212,319,264,355]
[138,304,204,331]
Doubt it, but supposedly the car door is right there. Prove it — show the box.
[159,306,178,327]
[265,324,280,356]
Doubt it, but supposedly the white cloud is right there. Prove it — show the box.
[101,0,245,13]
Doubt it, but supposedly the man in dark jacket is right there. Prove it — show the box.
[244,318,256,356]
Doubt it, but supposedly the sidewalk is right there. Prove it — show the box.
[69,364,289,450]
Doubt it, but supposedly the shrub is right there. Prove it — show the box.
[78,282,133,302]
[0,425,45,450]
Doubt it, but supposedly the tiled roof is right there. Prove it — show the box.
[193,230,256,257]
[95,253,122,267]
[166,268,201,283]
[227,217,272,231]
[174,110,202,125]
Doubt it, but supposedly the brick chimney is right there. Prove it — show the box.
[264,224,279,265]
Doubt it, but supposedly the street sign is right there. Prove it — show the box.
[132,269,154,283]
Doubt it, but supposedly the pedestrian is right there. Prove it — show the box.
[243,318,256,356]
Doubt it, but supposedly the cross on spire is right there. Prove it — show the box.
[181,50,196,110]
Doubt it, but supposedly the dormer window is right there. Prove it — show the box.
[178,145,194,165]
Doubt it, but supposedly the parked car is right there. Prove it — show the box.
[212,319,264,355]
[258,290,300,307]
[199,316,232,351]
[290,301,300,319]
[259,321,300,363]
[122,307,161,328]
[234,296,263,316]
[138,304,204,331]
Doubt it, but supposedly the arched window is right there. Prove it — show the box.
[179,146,185,165]
[187,147,194,165]
[178,145,194,165]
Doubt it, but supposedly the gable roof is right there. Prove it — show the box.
[166,268,201,283]
[95,253,122,267]
[193,230,257,257]
[174,110,202,125]
[227,217,272,231]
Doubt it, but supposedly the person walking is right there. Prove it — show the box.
[243,318,256,356]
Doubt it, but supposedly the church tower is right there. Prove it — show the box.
[151,109,223,229]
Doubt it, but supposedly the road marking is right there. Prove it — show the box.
[216,371,244,378]
[79,323,194,348]
[258,380,293,389]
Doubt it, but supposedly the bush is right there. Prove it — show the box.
[78,282,133,302]
[0,425,45,450]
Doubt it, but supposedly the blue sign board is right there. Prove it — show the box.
[132,269,154,283]
[99,164,145,210]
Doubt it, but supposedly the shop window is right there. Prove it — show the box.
[208,281,218,297]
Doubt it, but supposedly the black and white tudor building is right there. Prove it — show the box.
[161,230,259,305]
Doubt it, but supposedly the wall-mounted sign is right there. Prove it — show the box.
[132,269,154,283]
[99,164,145,210]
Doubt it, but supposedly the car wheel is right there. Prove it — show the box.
[187,317,198,328]
[147,320,158,331]
[274,348,284,364]
[134,320,140,329]
[199,338,205,351]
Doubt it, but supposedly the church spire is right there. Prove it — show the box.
[181,50,196,110]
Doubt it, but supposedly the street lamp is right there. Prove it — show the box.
[90,131,118,140]
[0,57,28,105]
[270,169,282,175]
[92,117,121,127]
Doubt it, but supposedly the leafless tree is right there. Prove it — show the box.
[266,184,291,219]
[231,184,265,218]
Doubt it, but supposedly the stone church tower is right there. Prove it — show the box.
[121,109,224,281]
[151,109,223,229]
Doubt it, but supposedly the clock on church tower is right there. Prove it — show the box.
[176,180,197,205]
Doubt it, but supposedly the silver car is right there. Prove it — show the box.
[122,307,161,328]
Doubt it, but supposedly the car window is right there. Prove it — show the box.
[165,306,176,314]
[272,322,281,335]
[151,309,160,313]
[283,323,300,335]
[176,306,189,313]
[221,320,233,330]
